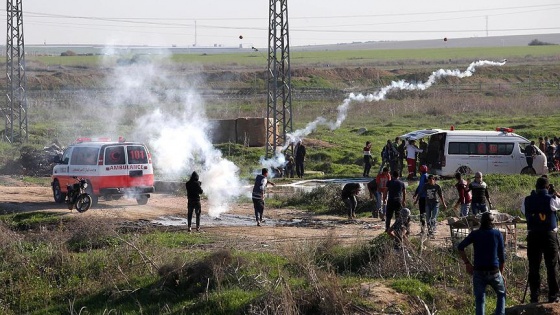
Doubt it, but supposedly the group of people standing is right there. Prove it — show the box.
[285,140,307,178]
[363,164,493,240]
[363,138,430,181]
[536,136,560,171]
[187,158,560,313]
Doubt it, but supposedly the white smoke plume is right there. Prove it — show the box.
[295,59,507,139]
[262,59,507,168]
[100,51,244,218]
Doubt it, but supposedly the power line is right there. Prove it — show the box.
[4,3,558,22]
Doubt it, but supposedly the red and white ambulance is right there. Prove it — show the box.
[51,137,155,206]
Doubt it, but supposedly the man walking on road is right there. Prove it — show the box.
[252,168,275,226]
[385,170,406,232]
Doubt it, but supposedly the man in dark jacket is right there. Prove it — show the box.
[342,182,361,219]
[385,170,406,232]
[295,140,307,178]
[458,212,506,315]
[522,176,560,303]
[185,171,203,232]
[524,140,537,169]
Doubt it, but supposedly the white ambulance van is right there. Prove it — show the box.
[51,138,155,206]
[399,128,547,177]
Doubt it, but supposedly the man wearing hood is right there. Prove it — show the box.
[185,171,203,232]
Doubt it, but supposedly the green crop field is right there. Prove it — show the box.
[29,44,560,68]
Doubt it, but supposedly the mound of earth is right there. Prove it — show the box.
[507,302,560,314]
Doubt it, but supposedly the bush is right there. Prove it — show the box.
[528,39,555,46]
[66,218,119,252]
[60,50,77,56]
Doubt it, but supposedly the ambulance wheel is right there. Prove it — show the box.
[521,166,536,175]
[52,180,66,203]
[136,195,149,205]
[456,166,472,175]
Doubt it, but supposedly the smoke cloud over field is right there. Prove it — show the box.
[290,60,506,141]
[262,60,507,168]
[100,50,244,217]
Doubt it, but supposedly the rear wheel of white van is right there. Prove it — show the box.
[521,166,536,175]
[52,180,66,203]
[456,166,473,175]
[136,195,149,205]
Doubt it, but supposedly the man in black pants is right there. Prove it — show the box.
[341,182,361,219]
[522,176,560,303]
[385,170,406,232]
[185,171,203,232]
[295,140,307,178]
[524,140,537,169]
[252,168,275,226]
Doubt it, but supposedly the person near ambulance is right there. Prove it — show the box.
[406,140,423,180]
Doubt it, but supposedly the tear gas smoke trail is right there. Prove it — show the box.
[296,60,507,139]
[103,52,244,218]
[262,59,507,169]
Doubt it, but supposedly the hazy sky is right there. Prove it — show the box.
[2,0,558,47]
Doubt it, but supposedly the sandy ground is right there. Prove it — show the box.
[0,176,457,253]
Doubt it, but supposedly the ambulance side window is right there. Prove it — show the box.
[105,146,126,165]
[70,147,99,165]
[61,148,72,165]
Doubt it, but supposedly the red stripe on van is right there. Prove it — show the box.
[56,174,154,195]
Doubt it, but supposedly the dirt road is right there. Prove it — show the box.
[0,176,457,251]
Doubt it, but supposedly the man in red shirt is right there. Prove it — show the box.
[454,172,471,217]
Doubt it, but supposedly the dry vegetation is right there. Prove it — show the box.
[0,51,559,314]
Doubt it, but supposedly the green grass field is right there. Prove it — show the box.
[29,45,560,67]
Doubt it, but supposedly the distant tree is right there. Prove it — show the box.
[60,50,77,56]
[528,39,556,46]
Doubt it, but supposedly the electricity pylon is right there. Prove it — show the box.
[266,0,292,158]
[4,0,28,143]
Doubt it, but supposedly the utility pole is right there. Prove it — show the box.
[4,0,28,143]
[266,0,292,158]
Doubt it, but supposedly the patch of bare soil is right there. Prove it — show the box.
[302,137,337,149]
[0,176,455,248]
[507,303,560,314]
